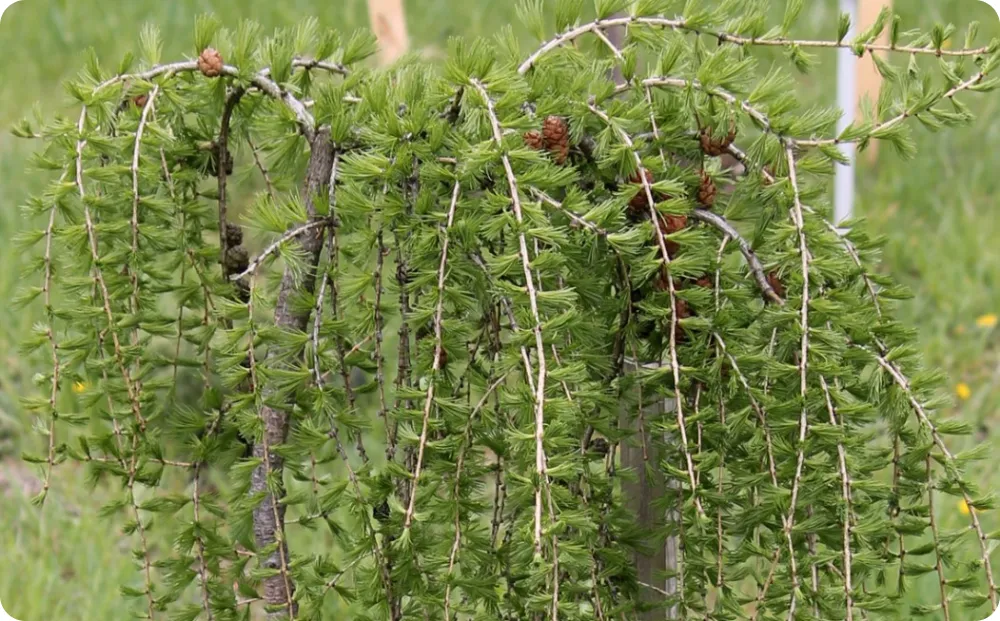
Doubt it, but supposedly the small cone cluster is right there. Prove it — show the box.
[698,119,737,157]
[525,116,571,164]
[198,47,224,78]
[523,130,545,151]
[697,170,717,208]
[542,115,570,164]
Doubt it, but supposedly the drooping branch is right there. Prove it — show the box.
[229,220,330,281]
[404,180,462,530]
[689,209,784,304]
[866,346,998,607]
[781,145,813,620]
[38,171,68,505]
[470,77,555,559]
[73,107,146,433]
[586,99,705,519]
[518,15,992,75]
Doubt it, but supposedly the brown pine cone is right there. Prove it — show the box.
[523,130,545,151]
[698,120,737,157]
[133,94,149,108]
[234,277,251,303]
[627,169,656,218]
[208,144,234,177]
[587,437,609,457]
[656,214,685,259]
[766,271,786,299]
[434,346,449,370]
[225,246,250,275]
[197,47,224,78]
[676,299,692,318]
[695,276,713,288]
[542,115,570,165]
[653,267,671,292]
[699,128,724,156]
[659,213,688,234]
[697,171,717,208]
[224,223,244,248]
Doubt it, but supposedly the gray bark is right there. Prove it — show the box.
[250,127,336,619]
[622,358,679,620]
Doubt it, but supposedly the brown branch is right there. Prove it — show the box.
[689,209,784,304]
[218,87,245,285]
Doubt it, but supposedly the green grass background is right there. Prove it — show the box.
[0,0,998,619]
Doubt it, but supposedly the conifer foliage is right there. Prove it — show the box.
[14,2,1000,619]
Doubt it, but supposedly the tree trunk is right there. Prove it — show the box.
[250,128,335,619]
[623,358,679,620]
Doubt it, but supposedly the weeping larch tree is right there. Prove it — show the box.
[14,0,1000,619]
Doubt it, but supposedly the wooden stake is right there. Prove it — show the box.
[368,0,410,66]
[856,0,891,162]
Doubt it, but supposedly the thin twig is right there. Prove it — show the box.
[229,220,329,281]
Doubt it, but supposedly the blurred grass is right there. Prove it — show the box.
[0,0,998,619]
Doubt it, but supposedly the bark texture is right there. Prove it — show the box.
[250,128,336,619]
[622,359,679,620]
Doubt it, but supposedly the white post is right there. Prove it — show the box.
[835,0,858,225]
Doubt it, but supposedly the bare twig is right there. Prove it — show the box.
[229,220,330,281]
[689,209,784,304]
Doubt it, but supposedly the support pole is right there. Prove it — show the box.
[623,358,678,620]
[835,0,858,225]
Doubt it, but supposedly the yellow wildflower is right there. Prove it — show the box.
[955,382,971,401]
[959,499,972,516]
[976,313,998,328]
[72,381,87,394]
